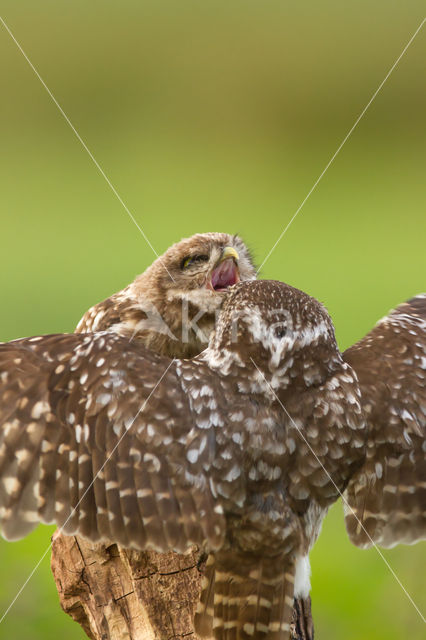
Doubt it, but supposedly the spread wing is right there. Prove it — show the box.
[343,294,426,548]
[0,333,225,551]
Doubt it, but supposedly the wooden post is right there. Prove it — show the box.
[51,532,314,639]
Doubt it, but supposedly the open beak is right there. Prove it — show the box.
[207,246,240,291]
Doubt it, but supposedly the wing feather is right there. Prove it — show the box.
[0,333,225,551]
[343,294,426,548]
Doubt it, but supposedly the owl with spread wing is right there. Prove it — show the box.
[0,280,425,640]
[65,231,261,635]
[2,231,259,638]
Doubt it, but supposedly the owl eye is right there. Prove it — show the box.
[181,255,209,269]
[274,326,287,339]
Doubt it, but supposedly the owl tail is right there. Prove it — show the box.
[194,551,295,640]
[194,553,216,637]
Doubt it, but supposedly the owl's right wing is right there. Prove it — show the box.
[0,333,225,552]
[343,295,426,548]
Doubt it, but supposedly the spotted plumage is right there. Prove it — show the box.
[343,294,426,548]
[0,281,425,640]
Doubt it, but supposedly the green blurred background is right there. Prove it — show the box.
[0,1,425,638]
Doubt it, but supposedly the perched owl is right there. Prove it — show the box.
[0,281,425,640]
[72,231,263,636]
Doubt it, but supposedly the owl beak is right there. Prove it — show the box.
[208,247,240,291]
[220,246,239,263]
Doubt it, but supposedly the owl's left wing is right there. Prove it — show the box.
[343,294,426,548]
[75,286,143,336]
[0,333,225,552]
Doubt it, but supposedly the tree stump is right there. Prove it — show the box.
[51,532,314,640]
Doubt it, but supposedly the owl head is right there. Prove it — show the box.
[129,233,256,356]
[206,280,341,393]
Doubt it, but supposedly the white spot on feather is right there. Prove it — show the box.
[97,393,111,406]
[232,432,242,445]
[224,465,240,482]
[31,401,49,419]
[3,476,20,494]
[143,453,161,472]
[187,449,199,464]
[375,462,383,479]
[15,449,31,464]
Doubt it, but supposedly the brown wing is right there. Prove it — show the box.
[343,294,426,548]
[0,333,224,551]
[76,295,122,333]
[76,287,147,335]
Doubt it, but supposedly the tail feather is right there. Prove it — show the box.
[195,551,295,640]
[269,568,295,640]
[195,553,216,637]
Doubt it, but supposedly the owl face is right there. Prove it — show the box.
[131,233,257,356]
[209,280,340,392]
[157,232,256,297]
